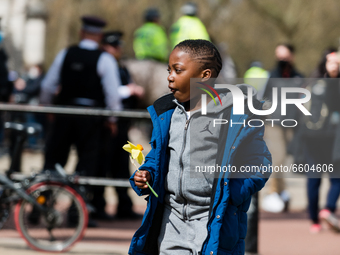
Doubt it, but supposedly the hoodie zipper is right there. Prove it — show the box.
[176,101,201,221]
[178,117,189,220]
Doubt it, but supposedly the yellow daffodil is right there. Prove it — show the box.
[122,141,158,198]
[122,141,145,165]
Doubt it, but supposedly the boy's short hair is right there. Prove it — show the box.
[174,39,223,77]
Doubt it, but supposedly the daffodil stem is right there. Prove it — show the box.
[130,157,158,198]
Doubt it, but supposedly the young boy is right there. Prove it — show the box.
[129,40,271,255]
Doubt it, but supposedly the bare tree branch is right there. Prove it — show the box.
[247,0,296,39]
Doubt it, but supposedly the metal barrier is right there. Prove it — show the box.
[0,103,149,188]
[0,103,151,119]
[10,173,131,188]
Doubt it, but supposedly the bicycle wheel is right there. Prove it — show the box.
[14,182,88,252]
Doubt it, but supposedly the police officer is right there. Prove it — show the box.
[133,8,169,62]
[244,61,269,100]
[91,31,144,220]
[40,16,122,225]
[170,2,210,49]
[103,31,144,107]
[0,23,13,158]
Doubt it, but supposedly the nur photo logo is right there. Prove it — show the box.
[197,82,222,107]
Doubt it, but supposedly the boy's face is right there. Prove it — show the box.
[167,48,205,103]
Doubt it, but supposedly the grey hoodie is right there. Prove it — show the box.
[164,84,257,220]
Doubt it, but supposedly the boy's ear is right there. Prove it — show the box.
[201,69,212,82]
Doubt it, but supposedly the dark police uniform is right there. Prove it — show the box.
[57,46,106,107]
[40,17,122,179]
[93,31,141,219]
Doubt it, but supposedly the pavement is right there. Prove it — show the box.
[1,209,340,255]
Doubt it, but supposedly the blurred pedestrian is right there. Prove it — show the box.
[292,48,340,233]
[23,64,46,149]
[133,8,169,62]
[40,16,122,227]
[11,64,44,103]
[0,22,12,103]
[313,50,340,232]
[92,31,144,220]
[169,2,210,49]
[7,64,45,172]
[262,43,304,213]
[0,27,13,149]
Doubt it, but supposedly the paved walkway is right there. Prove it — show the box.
[0,210,339,255]
[259,211,340,255]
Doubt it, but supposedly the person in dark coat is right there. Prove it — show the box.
[39,16,122,227]
[292,48,340,233]
[0,36,13,150]
[313,50,340,232]
[91,31,144,220]
[0,33,12,102]
[262,43,304,213]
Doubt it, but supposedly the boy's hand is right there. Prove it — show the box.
[134,170,151,189]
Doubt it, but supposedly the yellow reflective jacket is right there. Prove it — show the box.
[244,66,269,92]
[170,15,210,49]
[133,22,169,62]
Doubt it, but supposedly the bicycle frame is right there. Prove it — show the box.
[0,163,88,229]
[0,164,89,252]
[0,174,47,213]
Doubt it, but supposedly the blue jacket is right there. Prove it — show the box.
[129,94,272,255]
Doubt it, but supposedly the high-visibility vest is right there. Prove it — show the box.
[170,15,210,49]
[133,22,169,62]
[244,66,270,99]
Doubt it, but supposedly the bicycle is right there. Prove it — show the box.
[0,122,88,252]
